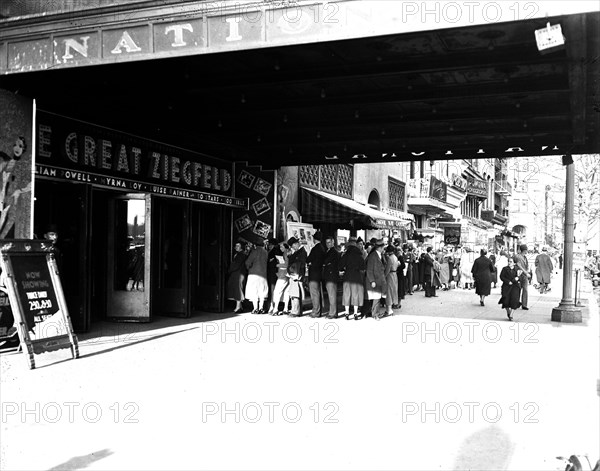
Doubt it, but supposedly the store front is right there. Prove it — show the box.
[31,110,246,332]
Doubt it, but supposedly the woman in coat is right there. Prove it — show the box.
[226,241,247,313]
[384,245,399,315]
[460,247,475,289]
[339,238,366,320]
[489,252,498,288]
[498,257,522,321]
[365,239,387,320]
[471,248,495,306]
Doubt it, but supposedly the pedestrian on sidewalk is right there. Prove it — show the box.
[498,257,522,321]
[422,246,438,298]
[471,248,494,306]
[460,246,475,289]
[307,231,326,318]
[322,235,341,319]
[339,237,366,320]
[489,250,498,288]
[286,237,307,317]
[268,240,290,315]
[244,239,269,313]
[535,246,553,294]
[513,244,532,310]
[226,241,247,313]
[384,245,400,315]
[366,238,387,320]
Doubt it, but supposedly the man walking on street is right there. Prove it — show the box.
[535,246,554,293]
[513,244,531,310]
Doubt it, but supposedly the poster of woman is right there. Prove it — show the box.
[0,90,34,240]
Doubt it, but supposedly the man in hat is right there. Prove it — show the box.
[513,244,531,309]
[365,238,387,320]
[244,238,269,314]
[535,246,553,294]
[306,231,326,318]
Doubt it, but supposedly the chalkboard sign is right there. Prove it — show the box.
[0,240,79,369]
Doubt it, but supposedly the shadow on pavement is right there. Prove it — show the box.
[453,424,515,470]
[48,448,113,470]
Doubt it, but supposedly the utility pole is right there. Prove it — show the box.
[552,155,582,322]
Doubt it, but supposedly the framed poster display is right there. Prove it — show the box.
[0,240,79,369]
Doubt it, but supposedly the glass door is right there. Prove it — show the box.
[106,193,151,322]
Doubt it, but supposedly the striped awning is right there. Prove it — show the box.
[301,187,412,230]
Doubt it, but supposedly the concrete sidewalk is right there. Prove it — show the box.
[1,273,598,470]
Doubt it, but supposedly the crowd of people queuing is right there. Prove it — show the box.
[226,233,561,322]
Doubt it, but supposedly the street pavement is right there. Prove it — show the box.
[1,270,598,471]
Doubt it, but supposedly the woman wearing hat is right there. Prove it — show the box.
[339,237,366,320]
[226,241,248,313]
[365,238,387,320]
[384,245,400,315]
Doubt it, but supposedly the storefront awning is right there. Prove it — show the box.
[301,187,412,230]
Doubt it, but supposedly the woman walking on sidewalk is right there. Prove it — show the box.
[471,248,494,306]
[498,257,522,321]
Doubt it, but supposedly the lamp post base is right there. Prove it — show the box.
[551,303,582,323]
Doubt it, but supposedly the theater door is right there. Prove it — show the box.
[151,197,225,317]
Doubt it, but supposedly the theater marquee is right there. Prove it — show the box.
[36,111,247,208]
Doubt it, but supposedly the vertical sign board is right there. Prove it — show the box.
[0,89,35,349]
[572,243,586,271]
[0,240,79,369]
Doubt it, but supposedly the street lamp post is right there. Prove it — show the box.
[552,156,582,322]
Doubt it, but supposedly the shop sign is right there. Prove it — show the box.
[466,177,488,198]
[444,226,461,245]
[36,111,247,209]
[451,174,467,191]
[481,209,495,222]
[429,176,447,202]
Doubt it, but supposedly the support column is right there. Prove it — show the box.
[552,157,582,322]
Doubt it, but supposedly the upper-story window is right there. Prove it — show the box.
[299,164,353,198]
[388,177,406,211]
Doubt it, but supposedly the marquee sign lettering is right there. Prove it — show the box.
[36,111,247,208]
[2,1,594,75]
[466,177,488,198]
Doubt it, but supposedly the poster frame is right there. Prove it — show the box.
[0,239,79,369]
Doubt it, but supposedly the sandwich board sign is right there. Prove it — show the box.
[0,240,79,369]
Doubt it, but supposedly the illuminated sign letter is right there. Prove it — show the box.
[65,133,78,163]
[62,36,90,61]
[38,125,52,158]
[116,145,130,172]
[110,31,142,54]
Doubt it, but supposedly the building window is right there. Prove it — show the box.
[299,164,353,198]
[388,177,406,211]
